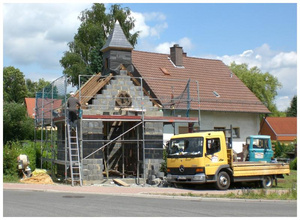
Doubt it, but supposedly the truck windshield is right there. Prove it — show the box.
[168,137,203,158]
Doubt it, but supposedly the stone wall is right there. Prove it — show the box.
[56,71,166,184]
[82,159,104,185]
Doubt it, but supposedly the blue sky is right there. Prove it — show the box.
[2,1,298,111]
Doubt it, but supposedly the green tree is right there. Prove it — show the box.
[3,66,28,103]
[26,78,51,98]
[286,95,297,117]
[229,62,282,114]
[60,3,139,86]
[3,102,35,144]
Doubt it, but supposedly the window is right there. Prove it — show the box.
[105,58,109,69]
[206,138,221,155]
[232,127,240,138]
[252,138,268,149]
[213,91,220,98]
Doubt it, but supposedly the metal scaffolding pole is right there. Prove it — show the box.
[196,80,201,128]
[64,76,68,181]
[41,87,45,168]
[140,77,146,184]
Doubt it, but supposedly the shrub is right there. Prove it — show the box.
[3,102,34,144]
[273,141,296,158]
[3,141,39,178]
[290,158,297,170]
[3,141,22,176]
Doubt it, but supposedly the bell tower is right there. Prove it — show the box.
[101,20,133,75]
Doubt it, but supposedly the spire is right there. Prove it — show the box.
[101,20,133,52]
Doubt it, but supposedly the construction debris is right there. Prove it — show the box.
[113,179,130,187]
[20,169,54,185]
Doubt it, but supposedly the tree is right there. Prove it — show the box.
[60,3,139,86]
[3,66,28,103]
[286,95,297,117]
[229,62,282,114]
[26,78,51,98]
[3,102,35,144]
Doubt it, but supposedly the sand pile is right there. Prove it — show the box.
[20,169,54,184]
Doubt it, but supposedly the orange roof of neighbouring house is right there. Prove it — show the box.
[265,117,297,136]
[131,50,270,113]
[25,98,36,118]
[25,97,63,119]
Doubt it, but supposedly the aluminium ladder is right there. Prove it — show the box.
[67,120,82,186]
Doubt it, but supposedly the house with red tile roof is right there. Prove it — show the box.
[25,97,62,124]
[260,117,297,143]
[77,21,270,154]
[25,98,36,119]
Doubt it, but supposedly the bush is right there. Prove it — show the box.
[3,102,35,144]
[273,141,296,158]
[3,141,22,177]
[3,141,39,178]
[290,158,297,170]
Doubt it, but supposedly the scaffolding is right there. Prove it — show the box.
[35,73,200,185]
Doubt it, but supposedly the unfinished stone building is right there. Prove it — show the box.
[53,21,198,185]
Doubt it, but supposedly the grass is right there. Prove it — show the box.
[275,170,297,189]
[3,175,20,183]
[171,171,297,200]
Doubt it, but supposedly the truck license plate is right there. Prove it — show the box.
[255,153,264,159]
[177,176,186,180]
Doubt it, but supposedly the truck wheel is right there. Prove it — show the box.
[215,171,231,190]
[261,176,273,188]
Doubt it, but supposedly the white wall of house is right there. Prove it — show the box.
[163,109,261,153]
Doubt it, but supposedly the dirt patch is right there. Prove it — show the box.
[20,173,54,185]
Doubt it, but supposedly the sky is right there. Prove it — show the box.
[2,1,298,112]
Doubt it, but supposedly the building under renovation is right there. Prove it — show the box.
[35,20,269,186]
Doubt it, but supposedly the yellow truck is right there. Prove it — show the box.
[166,130,290,190]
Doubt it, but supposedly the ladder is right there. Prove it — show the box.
[67,120,82,186]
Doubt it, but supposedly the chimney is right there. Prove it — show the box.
[170,44,183,67]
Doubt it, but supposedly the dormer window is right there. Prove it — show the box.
[160,67,170,75]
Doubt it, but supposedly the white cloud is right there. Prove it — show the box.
[206,44,297,112]
[154,42,174,53]
[275,96,292,113]
[143,12,166,21]
[154,37,194,54]
[131,12,150,38]
[3,3,92,71]
[240,50,253,57]
[131,11,167,38]
[179,37,193,51]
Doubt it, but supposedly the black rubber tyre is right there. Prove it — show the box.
[261,176,273,188]
[215,171,231,190]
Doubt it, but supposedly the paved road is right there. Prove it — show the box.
[3,189,297,217]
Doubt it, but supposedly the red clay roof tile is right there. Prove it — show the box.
[132,50,270,113]
[265,117,297,135]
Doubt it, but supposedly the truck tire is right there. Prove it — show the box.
[261,176,273,188]
[215,171,231,190]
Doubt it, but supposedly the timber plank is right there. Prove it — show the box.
[113,179,130,187]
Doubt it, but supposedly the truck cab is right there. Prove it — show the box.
[245,135,274,162]
[166,131,229,186]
